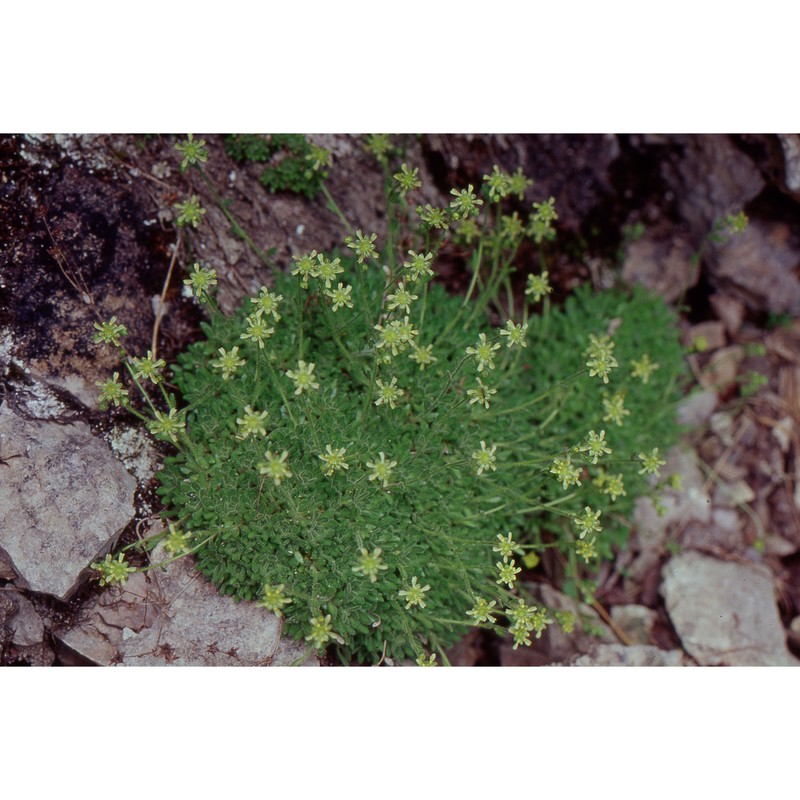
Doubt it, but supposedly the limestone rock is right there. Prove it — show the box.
[627,447,712,584]
[570,644,688,667]
[681,508,746,556]
[0,404,137,599]
[57,541,316,666]
[661,551,799,666]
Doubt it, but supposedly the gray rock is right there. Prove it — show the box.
[627,447,712,584]
[778,134,800,197]
[610,604,658,646]
[0,591,54,665]
[570,644,689,666]
[0,549,17,581]
[683,320,726,352]
[661,552,799,666]
[0,404,137,599]
[709,293,746,337]
[681,508,746,556]
[789,616,800,651]
[58,540,316,666]
[622,233,699,303]
[6,593,43,647]
[712,220,800,316]
[677,389,718,428]
[104,424,160,483]
[712,480,755,508]
[661,135,765,236]
[699,345,745,393]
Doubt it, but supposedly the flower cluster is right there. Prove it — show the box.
[91,553,135,587]
[585,334,619,384]
[399,577,430,610]
[175,195,206,228]
[466,333,501,372]
[319,445,349,476]
[96,373,129,409]
[258,450,292,486]
[365,452,397,488]
[130,351,166,384]
[286,361,319,395]
[163,523,194,556]
[305,614,342,649]
[374,318,419,358]
[525,271,552,303]
[236,406,269,439]
[211,346,246,380]
[466,377,497,410]
[499,320,528,349]
[550,455,582,490]
[472,441,498,475]
[638,448,666,477]
[352,548,388,583]
[256,584,292,616]
[345,230,379,265]
[147,408,185,443]
[175,134,209,172]
[93,317,127,347]
[394,164,421,197]
[184,263,217,299]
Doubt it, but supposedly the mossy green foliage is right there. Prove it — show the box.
[524,284,686,555]
[224,134,326,198]
[156,254,685,663]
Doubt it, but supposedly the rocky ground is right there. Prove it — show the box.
[1,133,799,666]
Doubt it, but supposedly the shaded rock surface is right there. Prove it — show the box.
[777,134,800,199]
[661,551,799,666]
[0,404,137,599]
[610,604,658,646]
[622,232,698,303]
[656,135,765,236]
[57,540,316,666]
[711,220,800,316]
[0,590,54,665]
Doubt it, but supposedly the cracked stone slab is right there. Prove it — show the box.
[58,541,316,666]
[0,404,137,598]
[661,551,800,666]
